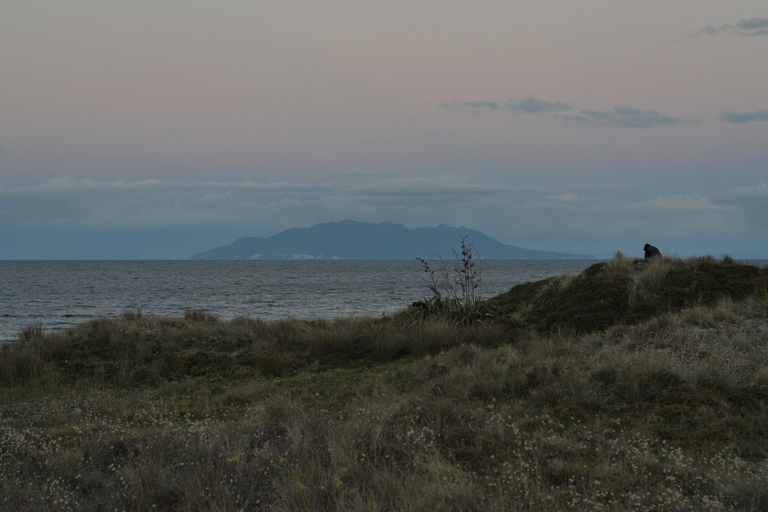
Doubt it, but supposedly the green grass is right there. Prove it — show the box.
[1,255,768,510]
[489,253,768,334]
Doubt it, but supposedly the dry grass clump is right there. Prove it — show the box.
[538,273,577,296]
[605,297,768,386]
[632,255,674,299]
[602,250,635,277]
[17,324,45,342]
[183,309,218,323]
[122,309,143,320]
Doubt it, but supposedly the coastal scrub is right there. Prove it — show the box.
[1,255,767,510]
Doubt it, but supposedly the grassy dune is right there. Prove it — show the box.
[1,255,768,511]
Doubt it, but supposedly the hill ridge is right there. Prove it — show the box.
[191,220,593,260]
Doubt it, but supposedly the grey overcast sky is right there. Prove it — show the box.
[1,1,766,259]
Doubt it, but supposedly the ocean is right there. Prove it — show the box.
[0,260,597,342]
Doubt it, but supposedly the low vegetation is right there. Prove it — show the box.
[1,255,767,510]
[490,252,768,333]
[412,237,501,326]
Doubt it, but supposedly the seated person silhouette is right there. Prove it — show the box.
[643,243,661,260]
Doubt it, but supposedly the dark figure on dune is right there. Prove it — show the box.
[643,243,661,260]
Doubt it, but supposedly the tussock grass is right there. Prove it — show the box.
[183,309,218,323]
[633,255,674,298]
[602,250,635,277]
[17,324,45,342]
[489,253,768,334]
[0,314,518,389]
[2,256,768,510]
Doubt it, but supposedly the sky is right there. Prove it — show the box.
[1,0,766,259]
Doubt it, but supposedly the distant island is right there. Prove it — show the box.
[191,220,593,260]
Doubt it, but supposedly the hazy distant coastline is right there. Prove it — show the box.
[192,220,594,260]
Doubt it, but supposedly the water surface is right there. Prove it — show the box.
[0,260,597,341]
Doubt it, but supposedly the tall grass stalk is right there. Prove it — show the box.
[415,237,495,324]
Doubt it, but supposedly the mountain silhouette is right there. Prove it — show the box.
[191,220,593,260]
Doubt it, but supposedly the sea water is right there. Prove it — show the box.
[0,260,596,342]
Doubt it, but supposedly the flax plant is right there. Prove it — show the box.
[414,237,498,325]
